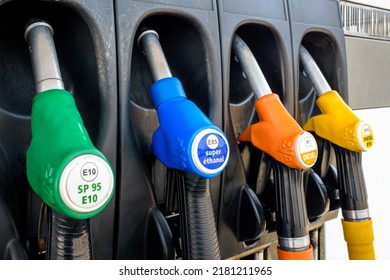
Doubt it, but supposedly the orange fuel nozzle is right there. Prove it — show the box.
[239,94,317,169]
[232,35,315,259]
[233,35,318,170]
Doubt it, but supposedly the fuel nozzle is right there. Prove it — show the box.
[233,35,316,259]
[137,30,229,178]
[138,29,225,260]
[25,20,114,220]
[299,45,375,260]
[233,35,318,170]
[299,46,374,152]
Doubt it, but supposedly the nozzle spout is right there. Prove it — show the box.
[25,21,64,93]
[232,35,272,99]
[137,30,172,81]
[299,46,331,95]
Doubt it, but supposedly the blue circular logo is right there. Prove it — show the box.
[193,129,229,174]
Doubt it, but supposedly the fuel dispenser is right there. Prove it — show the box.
[114,0,229,260]
[289,0,350,259]
[216,0,294,260]
[0,0,369,260]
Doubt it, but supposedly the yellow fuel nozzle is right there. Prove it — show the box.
[299,46,374,152]
[299,46,375,260]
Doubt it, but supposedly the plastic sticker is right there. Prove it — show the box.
[295,132,318,169]
[357,121,374,151]
[59,154,114,213]
[191,128,229,176]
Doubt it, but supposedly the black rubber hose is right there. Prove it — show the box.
[273,161,309,249]
[333,145,369,215]
[47,210,92,260]
[183,173,220,260]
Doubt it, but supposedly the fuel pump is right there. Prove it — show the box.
[233,35,318,260]
[137,29,229,260]
[25,20,115,259]
[299,45,375,260]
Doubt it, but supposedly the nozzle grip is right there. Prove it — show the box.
[27,89,114,220]
[333,145,369,218]
[273,161,310,246]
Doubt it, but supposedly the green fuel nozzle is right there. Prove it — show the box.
[25,21,114,220]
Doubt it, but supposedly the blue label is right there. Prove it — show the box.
[197,133,228,170]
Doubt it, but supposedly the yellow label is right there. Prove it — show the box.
[300,150,318,167]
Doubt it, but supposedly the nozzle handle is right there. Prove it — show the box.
[299,46,332,95]
[333,146,370,220]
[232,35,272,99]
[273,161,311,255]
[25,21,64,93]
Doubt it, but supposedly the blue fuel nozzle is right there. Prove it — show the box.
[138,30,229,178]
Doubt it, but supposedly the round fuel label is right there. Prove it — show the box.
[357,121,374,151]
[191,128,229,176]
[295,132,318,169]
[59,154,114,213]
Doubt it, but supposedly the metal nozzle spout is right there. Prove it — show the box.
[232,34,272,99]
[25,21,64,93]
[137,30,172,82]
[299,46,331,96]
